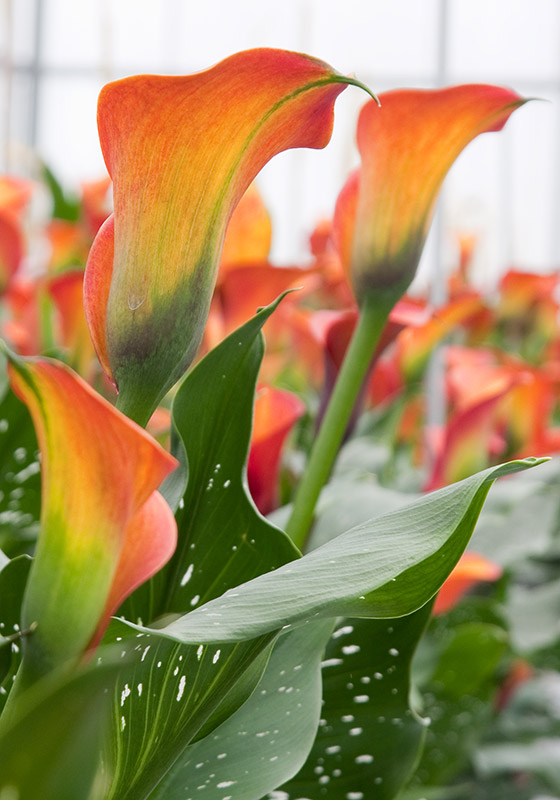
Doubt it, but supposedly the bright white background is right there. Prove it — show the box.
[1,0,559,292]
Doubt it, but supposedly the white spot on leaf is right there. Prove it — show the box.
[177,675,186,702]
[181,564,194,586]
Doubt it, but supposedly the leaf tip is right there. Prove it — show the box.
[256,288,300,317]
[485,456,550,483]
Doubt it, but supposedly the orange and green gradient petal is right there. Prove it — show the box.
[5,353,178,685]
[335,85,526,304]
[84,48,370,425]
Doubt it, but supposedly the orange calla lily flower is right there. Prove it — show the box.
[217,264,314,341]
[424,386,513,491]
[312,299,429,378]
[433,552,502,615]
[47,269,95,376]
[498,269,559,320]
[248,385,305,514]
[308,218,356,310]
[0,175,33,215]
[497,269,560,347]
[395,294,486,383]
[367,352,404,408]
[201,263,315,387]
[0,210,23,295]
[91,489,176,649]
[496,658,534,711]
[45,219,88,273]
[84,48,368,425]
[446,346,509,410]
[446,346,556,457]
[334,85,526,304]
[501,365,553,455]
[1,278,43,355]
[5,353,177,685]
[45,178,112,272]
[0,177,31,294]
[449,231,478,292]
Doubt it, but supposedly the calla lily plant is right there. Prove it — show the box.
[0,47,547,800]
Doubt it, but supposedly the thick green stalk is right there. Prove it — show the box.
[286,294,394,550]
[39,289,55,352]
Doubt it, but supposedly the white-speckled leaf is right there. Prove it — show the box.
[0,554,32,710]
[102,298,299,800]
[124,460,544,646]
[149,620,335,800]
[102,621,276,800]
[277,607,433,800]
[0,382,41,550]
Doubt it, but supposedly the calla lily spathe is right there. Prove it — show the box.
[85,48,369,425]
[5,353,178,688]
[334,85,527,304]
[0,177,30,295]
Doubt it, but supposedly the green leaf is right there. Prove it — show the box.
[41,163,80,222]
[127,459,543,645]
[149,620,335,800]
[429,622,508,697]
[278,604,433,800]
[102,620,276,800]
[412,608,509,787]
[0,653,122,800]
[0,379,41,555]
[104,297,301,800]
[0,554,32,710]
[160,294,299,615]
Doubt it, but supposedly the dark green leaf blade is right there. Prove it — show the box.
[160,294,300,616]
[126,460,543,645]
[0,383,41,556]
[103,620,276,800]
[41,163,81,222]
[0,554,32,709]
[149,621,335,800]
[412,604,510,789]
[105,297,300,799]
[278,605,432,800]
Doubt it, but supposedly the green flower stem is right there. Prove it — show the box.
[39,289,55,353]
[286,294,394,550]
